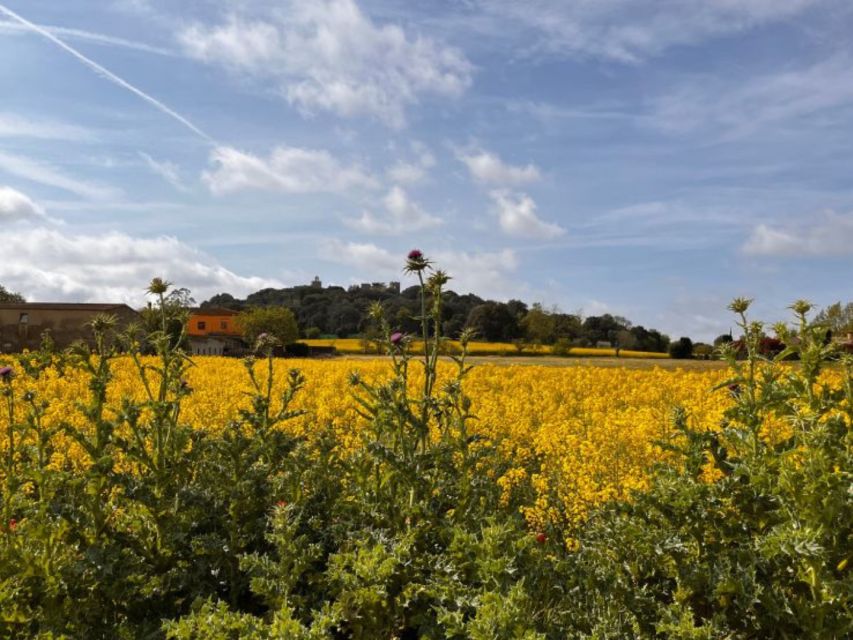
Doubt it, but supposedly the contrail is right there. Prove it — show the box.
[0,20,177,56]
[0,3,215,144]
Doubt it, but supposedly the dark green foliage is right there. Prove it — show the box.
[669,336,694,359]
[713,333,734,347]
[630,325,670,352]
[813,300,853,336]
[581,314,624,346]
[465,301,523,342]
[199,283,671,352]
[284,341,311,357]
[0,284,24,303]
[237,306,300,346]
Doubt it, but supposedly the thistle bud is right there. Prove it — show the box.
[427,269,450,290]
[790,299,812,316]
[728,297,752,314]
[147,277,171,296]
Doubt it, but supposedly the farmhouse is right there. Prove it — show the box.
[0,303,139,353]
[187,307,246,356]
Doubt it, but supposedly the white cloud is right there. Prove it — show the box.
[0,112,92,141]
[0,151,120,200]
[386,161,427,185]
[651,55,853,138]
[179,0,472,127]
[318,239,402,273]
[433,247,521,300]
[742,211,853,257]
[346,186,442,235]
[490,190,565,239]
[203,145,377,195]
[473,0,820,63]
[0,186,45,220]
[319,240,521,300]
[459,149,541,185]
[139,152,188,192]
[385,145,435,185]
[0,227,281,304]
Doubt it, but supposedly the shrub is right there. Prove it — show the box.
[563,299,853,638]
[303,327,322,339]
[551,337,572,357]
[692,342,713,360]
[668,336,694,359]
[284,341,311,357]
[237,306,300,346]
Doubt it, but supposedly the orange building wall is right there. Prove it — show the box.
[188,313,242,337]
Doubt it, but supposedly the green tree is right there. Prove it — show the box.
[553,313,582,342]
[713,332,734,347]
[614,328,637,356]
[0,284,24,303]
[692,342,714,359]
[813,301,853,336]
[237,307,299,346]
[521,303,556,345]
[668,336,694,359]
[464,302,522,342]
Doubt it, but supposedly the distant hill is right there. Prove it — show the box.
[201,280,671,352]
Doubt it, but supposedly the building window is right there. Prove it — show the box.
[19,313,29,325]
[221,321,228,330]
[197,321,206,330]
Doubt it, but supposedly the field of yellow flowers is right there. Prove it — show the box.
[303,338,670,358]
[5,356,740,528]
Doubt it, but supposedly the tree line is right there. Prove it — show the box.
[202,282,672,352]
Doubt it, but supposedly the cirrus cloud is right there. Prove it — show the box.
[470,0,822,63]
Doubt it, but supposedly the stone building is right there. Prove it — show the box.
[0,303,139,353]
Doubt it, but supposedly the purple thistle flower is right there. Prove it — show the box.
[0,366,13,382]
[404,249,429,273]
[390,332,404,346]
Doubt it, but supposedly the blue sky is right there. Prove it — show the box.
[1,0,851,340]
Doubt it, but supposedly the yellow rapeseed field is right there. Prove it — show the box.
[303,338,669,358]
[2,355,745,529]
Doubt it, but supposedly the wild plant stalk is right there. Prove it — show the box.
[349,251,484,527]
[1,367,16,535]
